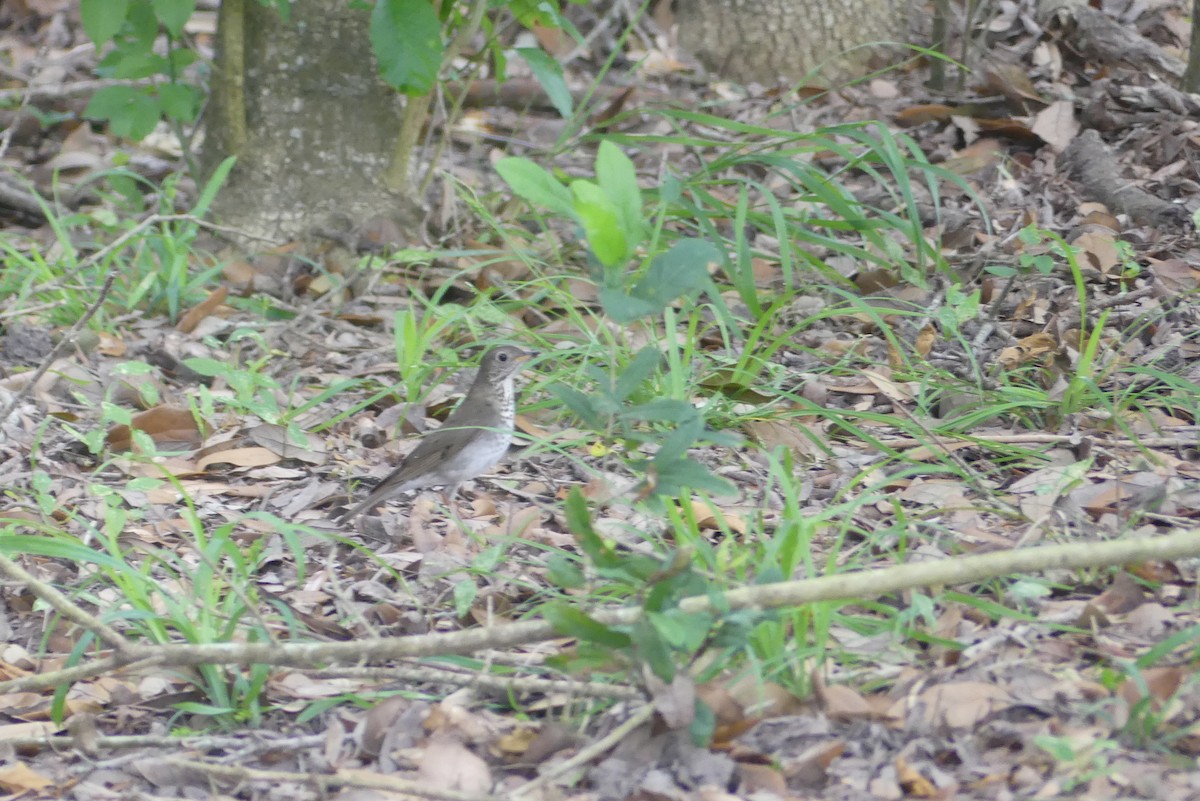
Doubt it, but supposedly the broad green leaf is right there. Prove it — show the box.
[598,288,659,323]
[652,457,736,497]
[543,603,632,648]
[653,415,703,465]
[495,158,574,218]
[571,180,627,267]
[158,83,200,122]
[152,0,196,36]
[690,699,715,745]
[546,554,585,589]
[515,47,572,119]
[622,398,698,424]
[612,346,662,403]
[564,489,618,569]
[181,357,229,377]
[595,141,644,247]
[84,86,139,121]
[453,580,477,617]
[630,238,719,307]
[370,0,442,94]
[109,92,162,141]
[80,0,130,44]
[650,609,714,651]
[548,382,603,428]
[631,617,675,681]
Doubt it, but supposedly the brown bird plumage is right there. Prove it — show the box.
[336,346,533,523]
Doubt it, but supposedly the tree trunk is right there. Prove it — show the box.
[202,0,418,246]
[675,0,904,85]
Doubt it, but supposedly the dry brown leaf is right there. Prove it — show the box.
[942,137,1006,175]
[106,405,208,451]
[196,446,280,471]
[736,762,789,795]
[176,286,229,334]
[915,323,936,357]
[743,418,825,461]
[1031,99,1079,152]
[1090,572,1147,616]
[862,369,914,402]
[815,682,875,722]
[997,332,1059,370]
[0,762,54,792]
[687,499,748,535]
[417,735,492,794]
[1147,257,1200,295]
[896,755,939,797]
[1119,666,1186,712]
[919,682,1012,730]
[1072,230,1121,274]
[895,104,955,126]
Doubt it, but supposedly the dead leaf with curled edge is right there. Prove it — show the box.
[196,446,280,471]
[1071,230,1121,275]
[743,418,826,462]
[997,332,1060,370]
[176,286,229,334]
[106,405,209,451]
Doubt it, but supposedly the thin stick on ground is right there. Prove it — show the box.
[1,529,1197,696]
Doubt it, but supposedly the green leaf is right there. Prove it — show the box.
[181,357,229,377]
[598,288,659,323]
[543,603,632,648]
[622,398,698,424]
[453,579,476,618]
[650,609,713,651]
[158,83,200,122]
[564,489,621,570]
[546,554,585,589]
[630,238,719,308]
[80,0,130,44]
[193,157,237,219]
[595,141,644,249]
[652,458,736,497]
[571,180,627,268]
[107,92,162,141]
[370,0,443,94]
[548,382,603,428]
[152,0,196,36]
[689,698,715,745]
[631,617,675,681]
[515,47,572,119]
[84,85,140,122]
[613,346,662,402]
[495,158,574,218]
[653,415,703,465]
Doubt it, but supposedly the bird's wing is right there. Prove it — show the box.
[334,428,469,523]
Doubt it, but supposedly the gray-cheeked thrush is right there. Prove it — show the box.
[336,345,533,523]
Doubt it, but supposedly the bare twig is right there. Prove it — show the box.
[160,757,496,801]
[316,664,641,700]
[0,530,1196,697]
[0,270,117,424]
[507,703,656,800]
[0,553,132,652]
[0,79,152,103]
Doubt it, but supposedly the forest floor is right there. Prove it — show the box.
[2,1,1200,799]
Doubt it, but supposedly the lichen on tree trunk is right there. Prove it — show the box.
[202,0,418,246]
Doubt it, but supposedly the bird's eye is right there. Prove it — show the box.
[498,352,509,361]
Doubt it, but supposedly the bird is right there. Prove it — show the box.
[335,345,534,523]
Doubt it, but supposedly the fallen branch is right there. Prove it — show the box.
[2,530,1197,696]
